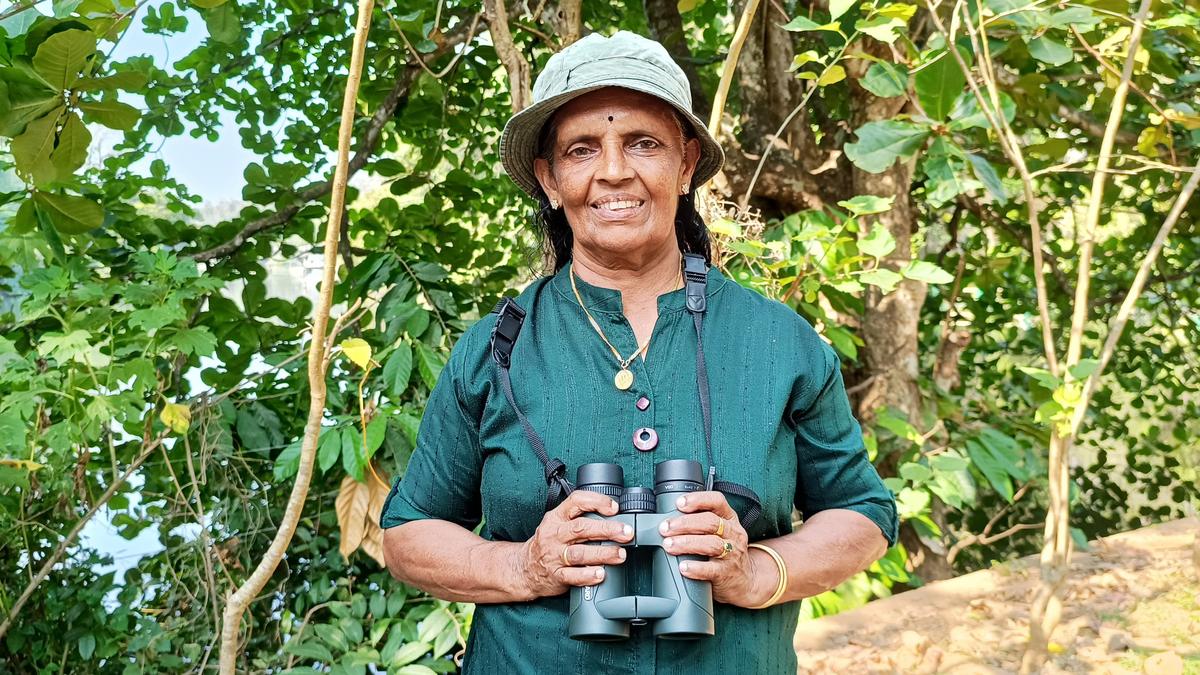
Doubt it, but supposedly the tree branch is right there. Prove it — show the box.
[484,0,532,112]
[643,0,711,119]
[217,0,375,668]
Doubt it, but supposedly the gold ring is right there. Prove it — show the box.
[715,518,725,537]
[561,545,572,567]
[716,540,734,560]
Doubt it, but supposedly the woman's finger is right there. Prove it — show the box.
[673,491,738,520]
[563,543,627,567]
[555,565,607,587]
[563,517,633,544]
[659,511,730,537]
[557,490,619,520]
[676,559,722,581]
[662,534,730,558]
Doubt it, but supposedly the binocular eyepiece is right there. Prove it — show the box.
[567,460,715,641]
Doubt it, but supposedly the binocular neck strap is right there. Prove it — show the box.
[684,254,763,529]
[491,297,574,509]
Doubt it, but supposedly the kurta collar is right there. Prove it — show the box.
[549,259,727,315]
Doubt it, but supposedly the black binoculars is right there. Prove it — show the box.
[568,459,715,641]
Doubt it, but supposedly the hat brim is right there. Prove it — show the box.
[499,83,725,198]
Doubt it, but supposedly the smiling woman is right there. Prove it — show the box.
[379,30,898,674]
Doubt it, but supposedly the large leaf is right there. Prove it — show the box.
[829,0,856,20]
[914,48,967,120]
[947,91,1016,131]
[966,439,1015,502]
[415,343,444,389]
[844,120,930,173]
[204,2,240,43]
[336,474,370,560]
[78,100,140,131]
[318,427,341,473]
[32,190,103,234]
[860,61,908,98]
[1027,36,1073,66]
[50,111,90,178]
[921,137,971,205]
[383,343,413,398]
[901,260,955,284]
[859,224,897,258]
[11,108,62,186]
[779,16,841,32]
[966,152,1008,204]
[31,29,96,91]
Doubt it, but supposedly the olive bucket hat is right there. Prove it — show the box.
[499,30,725,198]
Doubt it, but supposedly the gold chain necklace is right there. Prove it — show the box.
[570,265,681,391]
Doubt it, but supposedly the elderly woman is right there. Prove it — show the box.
[381,30,898,673]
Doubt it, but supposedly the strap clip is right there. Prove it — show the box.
[683,253,708,314]
[489,297,525,368]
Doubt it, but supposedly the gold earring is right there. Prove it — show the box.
[680,184,689,195]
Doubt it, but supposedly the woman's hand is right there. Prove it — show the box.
[517,490,634,599]
[658,491,777,608]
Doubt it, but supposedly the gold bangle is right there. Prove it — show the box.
[747,543,788,610]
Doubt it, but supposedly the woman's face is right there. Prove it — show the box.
[533,87,700,265]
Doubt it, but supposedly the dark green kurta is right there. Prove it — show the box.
[381,263,898,674]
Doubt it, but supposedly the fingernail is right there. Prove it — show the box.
[618,548,626,561]
[659,520,671,535]
[663,537,673,550]
[622,524,633,537]
[594,568,604,580]
[679,561,690,573]
[676,496,686,509]
[609,500,619,512]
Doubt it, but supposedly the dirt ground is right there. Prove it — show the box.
[793,518,1200,674]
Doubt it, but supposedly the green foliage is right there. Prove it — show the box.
[0,0,1197,669]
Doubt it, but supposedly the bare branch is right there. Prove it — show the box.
[218,0,375,668]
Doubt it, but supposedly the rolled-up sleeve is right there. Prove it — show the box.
[791,341,898,546]
[380,338,483,531]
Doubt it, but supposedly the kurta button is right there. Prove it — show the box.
[633,427,658,452]
[636,396,650,411]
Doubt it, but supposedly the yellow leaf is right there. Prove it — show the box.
[0,458,44,472]
[1047,642,1066,654]
[340,338,372,369]
[1163,107,1200,130]
[336,474,371,561]
[818,65,847,87]
[1136,125,1171,157]
[160,402,191,434]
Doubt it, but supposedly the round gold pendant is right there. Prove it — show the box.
[614,369,634,390]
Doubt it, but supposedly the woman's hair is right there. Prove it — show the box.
[529,108,712,273]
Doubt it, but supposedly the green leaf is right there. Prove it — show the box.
[285,640,334,664]
[965,152,1007,204]
[76,71,150,91]
[859,268,903,293]
[901,260,955,284]
[383,343,413,398]
[858,224,897,258]
[854,15,906,43]
[1027,36,1073,66]
[12,108,62,186]
[342,427,365,482]
[966,439,1015,501]
[78,634,95,660]
[947,91,1016,131]
[168,326,217,356]
[190,0,229,6]
[1067,359,1098,382]
[914,49,967,120]
[829,0,856,20]
[318,427,341,473]
[204,2,240,43]
[1018,365,1062,390]
[415,343,444,389]
[824,325,857,360]
[899,462,932,483]
[921,137,969,206]
[32,191,103,234]
[817,64,846,87]
[13,199,38,235]
[365,415,387,457]
[32,29,96,91]
[274,440,301,481]
[389,641,431,667]
[839,194,894,215]
[416,609,452,644]
[78,100,140,131]
[930,453,970,472]
[844,120,930,174]
[860,61,907,97]
[779,16,841,32]
[50,111,90,178]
